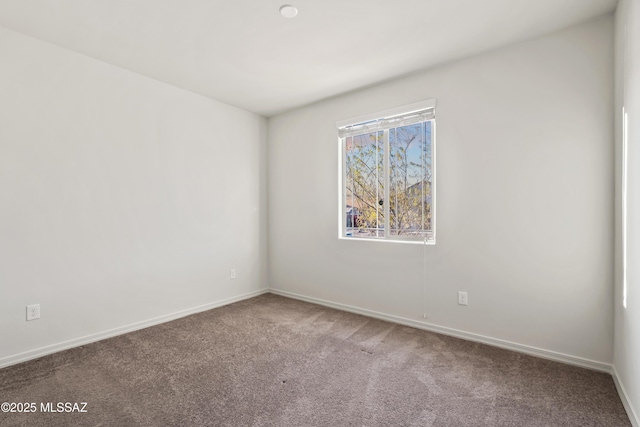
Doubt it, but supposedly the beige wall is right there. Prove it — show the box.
[268,16,614,365]
[615,0,640,423]
[0,26,268,364]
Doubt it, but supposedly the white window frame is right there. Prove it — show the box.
[337,99,436,245]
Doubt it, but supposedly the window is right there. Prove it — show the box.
[622,106,628,308]
[338,100,436,243]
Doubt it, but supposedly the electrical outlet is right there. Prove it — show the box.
[230,269,236,280]
[458,291,468,306]
[26,304,40,321]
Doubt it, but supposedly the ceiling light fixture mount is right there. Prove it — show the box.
[279,5,298,18]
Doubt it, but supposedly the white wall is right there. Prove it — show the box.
[0,26,268,364]
[269,16,614,365]
[615,0,640,424]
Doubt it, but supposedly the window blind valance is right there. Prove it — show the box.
[337,99,436,139]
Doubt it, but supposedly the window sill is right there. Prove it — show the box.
[338,236,436,245]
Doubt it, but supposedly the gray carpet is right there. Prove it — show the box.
[0,293,631,426]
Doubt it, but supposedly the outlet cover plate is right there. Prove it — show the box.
[26,304,40,321]
[458,291,468,306]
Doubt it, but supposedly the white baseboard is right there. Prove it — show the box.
[0,288,269,369]
[612,365,640,427]
[268,288,612,373]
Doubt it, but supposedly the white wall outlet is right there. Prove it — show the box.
[458,291,468,306]
[230,269,236,280]
[26,304,40,321]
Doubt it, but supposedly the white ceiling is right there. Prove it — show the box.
[0,0,617,116]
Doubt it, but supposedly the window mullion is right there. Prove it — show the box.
[383,129,390,238]
[422,122,425,232]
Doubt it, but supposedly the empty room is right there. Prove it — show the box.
[0,0,639,425]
